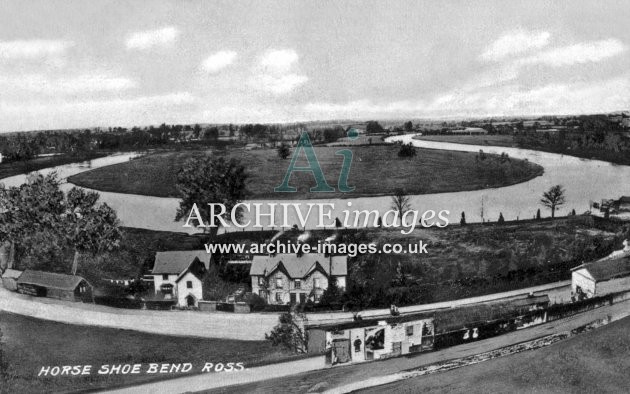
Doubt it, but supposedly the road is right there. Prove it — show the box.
[180,300,629,394]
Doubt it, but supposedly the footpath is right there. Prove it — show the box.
[103,298,630,394]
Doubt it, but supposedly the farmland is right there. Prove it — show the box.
[67,145,543,200]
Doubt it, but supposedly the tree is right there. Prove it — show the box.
[265,310,308,353]
[175,157,248,236]
[498,212,505,224]
[64,188,122,275]
[398,142,417,158]
[540,185,566,218]
[404,121,413,133]
[365,121,384,134]
[391,189,412,218]
[0,173,121,273]
[460,211,466,226]
[277,143,290,159]
[536,209,541,220]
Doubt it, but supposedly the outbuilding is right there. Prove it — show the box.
[16,270,93,302]
[1,268,22,291]
[571,242,630,299]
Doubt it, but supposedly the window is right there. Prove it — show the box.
[186,281,193,289]
[259,290,266,298]
[406,325,414,336]
[275,277,283,289]
[294,279,301,289]
[313,278,320,288]
[162,274,168,280]
[275,292,283,303]
[258,277,265,285]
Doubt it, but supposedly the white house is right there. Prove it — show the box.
[151,250,210,307]
[250,253,347,305]
[571,240,630,299]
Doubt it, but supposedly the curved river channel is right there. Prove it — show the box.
[2,136,630,234]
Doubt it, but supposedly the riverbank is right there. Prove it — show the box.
[0,151,108,181]
[66,145,543,199]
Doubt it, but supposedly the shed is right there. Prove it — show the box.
[1,269,22,291]
[16,270,93,302]
[571,253,630,298]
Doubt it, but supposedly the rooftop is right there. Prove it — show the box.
[250,253,347,278]
[17,270,89,291]
[152,250,211,274]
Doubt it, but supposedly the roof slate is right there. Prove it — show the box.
[250,253,347,278]
[152,250,211,274]
[573,256,630,282]
[17,270,89,291]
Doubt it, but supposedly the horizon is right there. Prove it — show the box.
[1,0,629,132]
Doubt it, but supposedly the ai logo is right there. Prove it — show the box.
[274,129,358,193]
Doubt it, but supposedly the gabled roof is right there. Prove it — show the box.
[1,269,22,279]
[572,256,630,282]
[250,253,347,279]
[152,250,211,274]
[17,270,89,291]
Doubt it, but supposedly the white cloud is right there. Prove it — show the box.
[518,38,626,67]
[249,49,307,94]
[481,30,550,62]
[0,92,196,131]
[0,39,74,60]
[0,74,136,95]
[125,27,179,50]
[201,50,237,73]
[259,49,299,73]
[248,73,308,95]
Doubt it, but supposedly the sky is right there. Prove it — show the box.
[0,0,629,132]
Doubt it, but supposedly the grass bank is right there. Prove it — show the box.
[0,311,297,393]
[67,145,543,199]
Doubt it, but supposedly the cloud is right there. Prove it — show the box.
[125,27,179,50]
[481,30,550,62]
[518,38,626,67]
[248,49,307,94]
[0,92,196,131]
[0,74,136,95]
[259,49,299,73]
[0,39,74,60]
[201,50,237,73]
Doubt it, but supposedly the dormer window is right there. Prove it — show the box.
[294,279,301,289]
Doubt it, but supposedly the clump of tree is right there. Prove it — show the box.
[0,173,121,273]
[398,142,417,158]
[366,121,385,134]
[498,212,505,224]
[460,211,466,225]
[265,310,308,353]
[277,143,291,159]
[540,185,566,218]
[175,157,248,237]
[536,209,541,220]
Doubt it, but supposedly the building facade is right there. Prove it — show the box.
[151,250,209,307]
[250,253,347,305]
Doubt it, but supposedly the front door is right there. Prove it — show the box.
[290,293,296,304]
[299,293,306,304]
[186,295,195,307]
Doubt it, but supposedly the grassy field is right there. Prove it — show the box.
[413,134,516,147]
[0,152,107,180]
[361,315,630,393]
[0,312,298,393]
[67,145,542,199]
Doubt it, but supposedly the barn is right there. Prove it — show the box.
[571,254,630,299]
[1,269,22,291]
[16,270,93,302]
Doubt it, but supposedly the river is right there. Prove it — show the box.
[2,137,629,234]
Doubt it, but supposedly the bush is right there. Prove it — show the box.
[398,142,417,157]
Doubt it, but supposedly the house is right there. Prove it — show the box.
[617,196,630,212]
[1,268,22,291]
[250,253,347,305]
[16,270,93,302]
[306,313,435,364]
[151,251,210,307]
[571,241,630,299]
